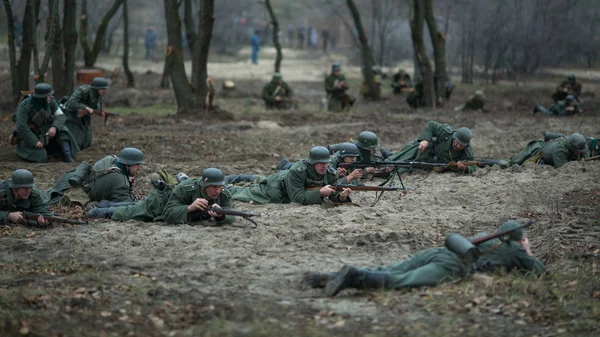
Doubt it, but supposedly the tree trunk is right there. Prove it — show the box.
[61,0,78,96]
[2,0,20,103]
[80,0,123,68]
[122,0,134,87]
[17,0,37,96]
[35,0,59,84]
[410,0,434,107]
[265,0,282,73]
[424,0,446,105]
[50,0,65,97]
[346,0,379,100]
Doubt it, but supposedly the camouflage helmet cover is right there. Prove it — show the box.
[498,220,523,241]
[306,146,331,164]
[9,169,35,188]
[453,127,472,146]
[32,83,54,98]
[200,168,225,187]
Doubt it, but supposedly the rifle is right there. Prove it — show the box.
[22,213,88,225]
[213,206,260,228]
[338,159,498,170]
[584,155,600,161]
[306,184,407,206]
[77,109,120,126]
[445,220,533,262]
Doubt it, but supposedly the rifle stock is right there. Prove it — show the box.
[213,206,260,228]
[584,155,600,162]
[23,213,88,225]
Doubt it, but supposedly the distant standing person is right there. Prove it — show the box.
[144,25,157,61]
[297,27,305,49]
[251,30,260,65]
[321,28,330,52]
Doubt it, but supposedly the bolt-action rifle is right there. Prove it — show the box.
[213,206,261,228]
[22,213,88,225]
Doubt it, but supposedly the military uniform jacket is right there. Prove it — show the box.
[163,178,235,225]
[0,185,52,226]
[415,121,476,173]
[15,96,65,148]
[474,235,546,274]
[464,96,485,111]
[262,81,293,104]
[282,160,346,204]
[324,74,348,98]
[540,138,589,168]
[556,80,582,98]
[64,85,103,149]
[328,153,360,185]
[549,100,581,116]
[87,156,137,203]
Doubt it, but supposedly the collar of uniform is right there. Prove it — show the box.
[115,161,130,178]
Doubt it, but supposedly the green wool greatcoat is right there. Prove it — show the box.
[474,235,546,274]
[14,96,80,163]
[163,178,235,225]
[367,247,471,289]
[324,74,353,112]
[87,156,137,203]
[509,137,589,168]
[228,160,346,205]
[0,184,52,226]
[64,85,103,150]
[386,121,476,174]
[262,80,293,109]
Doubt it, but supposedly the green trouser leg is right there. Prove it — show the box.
[87,207,116,219]
[385,263,460,289]
[508,140,544,166]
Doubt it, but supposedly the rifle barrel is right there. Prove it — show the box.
[469,220,533,245]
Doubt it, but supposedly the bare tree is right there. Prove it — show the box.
[264,0,282,73]
[80,0,124,68]
[33,0,59,84]
[122,0,134,87]
[409,0,434,107]
[423,0,446,105]
[48,0,78,98]
[346,0,379,100]
[164,0,215,113]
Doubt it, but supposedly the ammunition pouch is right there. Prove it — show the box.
[445,234,480,264]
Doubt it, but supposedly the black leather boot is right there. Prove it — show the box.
[87,207,117,219]
[276,158,293,171]
[304,272,339,289]
[60,142,74,163]
[324,264,390,297]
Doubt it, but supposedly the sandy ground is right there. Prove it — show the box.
[0,56,599,336]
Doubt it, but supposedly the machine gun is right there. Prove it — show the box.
[306,184,407,206]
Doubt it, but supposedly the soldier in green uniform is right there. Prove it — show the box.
[327,142,363,184]
[228,146,352,205]
[307,221,545,297]
[163,168,235,225]
[325,63,355,112]
[385,121,477,174]
[64,77,109,151]
[45,147,145,206]
[501,132,589,168]
[454,90,485,112]
[13,83,80,163]
[533,95,581,116]
[262,73,294,109]
[0,169,52,226]
[553,73,582,102]
[544,132,599,157]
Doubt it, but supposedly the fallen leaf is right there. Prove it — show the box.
[25,232,36,238]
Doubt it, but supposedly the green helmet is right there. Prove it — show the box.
[91,77,109,89]
[498,220,523,241]
[453,127,472,146]
[306,146,331,164]
[117,147,145,165]
[337,142,360,158]
[332,62,341,71]
[354,131,379,150]
[200,168,225,187]
[565,95,576,103]
[567,73,576,83]
[565,133,586,152]
[32,83,54,98]
[9,169,35,188]
[474,90,485,99]
[271,72,282,82]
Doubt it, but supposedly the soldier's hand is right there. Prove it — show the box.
[35,141,44,149]
[518,238,533,256]
[319,185,336,197]
[47,127,57,137]
[563,87,568,93]
[7,212,26,224]
[339,188,352,201]
[337,167,347,177]
[275,96,281,101]
[188,198,209,213]
[37,215,50,226]
[338,81,345,88]
[456,161,466,171]
[418,140,429,152]
[85,107,94,115]
[346,169,362,182]
[567,106,574,111]
[208,204,224,219]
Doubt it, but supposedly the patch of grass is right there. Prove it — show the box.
[109,103,176,116]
